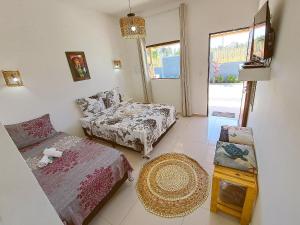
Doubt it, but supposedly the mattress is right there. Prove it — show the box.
[80,102,176,156]
[20,132,132,225]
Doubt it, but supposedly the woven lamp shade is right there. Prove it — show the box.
[120,13,146,39]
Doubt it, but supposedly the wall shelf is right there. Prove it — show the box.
[238,67,271,81]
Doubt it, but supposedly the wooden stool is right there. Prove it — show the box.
[210,165,258,225]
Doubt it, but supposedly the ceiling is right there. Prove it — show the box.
[61,0,177,15]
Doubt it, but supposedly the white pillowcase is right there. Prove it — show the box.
[228,126,254,145]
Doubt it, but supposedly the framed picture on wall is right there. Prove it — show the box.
[65,51,91,82]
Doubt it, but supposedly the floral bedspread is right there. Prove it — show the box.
[80,102,177,156]
[20,132,132,225]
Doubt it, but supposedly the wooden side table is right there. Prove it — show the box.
[210,165,258,225]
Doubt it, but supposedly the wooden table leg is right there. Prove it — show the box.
[240,186,257,225]
[210,175,220,213]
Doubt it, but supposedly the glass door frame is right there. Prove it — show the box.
[207,27,251,125]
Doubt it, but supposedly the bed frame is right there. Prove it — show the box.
[82,173,128,225]
[82,121,176,156]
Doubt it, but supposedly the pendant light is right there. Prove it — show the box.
[120,0,146,39]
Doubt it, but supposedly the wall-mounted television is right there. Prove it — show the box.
[251,1,274,62]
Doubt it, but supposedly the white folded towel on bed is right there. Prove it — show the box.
[37,148,63,168]
[43,148,63,158]
[37,155,53,168]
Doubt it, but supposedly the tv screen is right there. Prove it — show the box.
[253,23,266,59]
[251,1,273,61]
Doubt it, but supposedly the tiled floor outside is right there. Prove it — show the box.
[208,83,244,120]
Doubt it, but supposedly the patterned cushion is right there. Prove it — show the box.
[214,141,257,173]
[5,114,57,149]
[103,87,121,108]
[76,97,106,117]
[220,126,254,145]
[219,126,229,142]
[97,91,108,108]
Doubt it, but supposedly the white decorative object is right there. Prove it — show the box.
[43,148,63,158]
[37,155,53,168]
[238,67,271,81]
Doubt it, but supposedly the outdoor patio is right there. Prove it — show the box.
[208,83,244,120]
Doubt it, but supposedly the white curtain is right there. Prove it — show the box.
[137,38,153,103]
[179,3,192,117]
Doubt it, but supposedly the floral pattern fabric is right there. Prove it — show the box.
[77,167,114,211]
[80,102,177,156]
[41,150,80,175]
[5,114,57,149]
[99,87,122,108]
[76,97,106,117]
[21,132,133,225]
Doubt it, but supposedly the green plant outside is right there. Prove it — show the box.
[210,74,241,84]
[226,74,239,83]
[215,76,224,83]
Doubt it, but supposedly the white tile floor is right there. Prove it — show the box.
[89,116,240,225]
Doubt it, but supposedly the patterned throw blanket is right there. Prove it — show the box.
[21,132,132,225]
[80,102,176,157]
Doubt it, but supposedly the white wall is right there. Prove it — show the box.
[249,0,300,224]
[125,0,258,115]
[0,0,131,136]
[0,124,64,225]
[145,9,182,112]
[151,79,181,111]
[120,39,146,102]
[186,0,258,115]
[145,9,180,46]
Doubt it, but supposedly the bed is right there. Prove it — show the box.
[5,115,133,225]
[79,101,177,157]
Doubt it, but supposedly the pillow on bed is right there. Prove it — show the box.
[76,97,106,117]
[103,87,121,108]
[97,91,108,107]
[5,114,57,149]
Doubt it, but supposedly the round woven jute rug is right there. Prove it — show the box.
[136,153,209,218]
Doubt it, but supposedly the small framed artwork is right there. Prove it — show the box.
[65,51,91,82]
[2,70,24,87]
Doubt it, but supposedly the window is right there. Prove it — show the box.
[209,28,250,84]
[146,41,180,79]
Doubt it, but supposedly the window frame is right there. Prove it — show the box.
[146,40,181,80]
